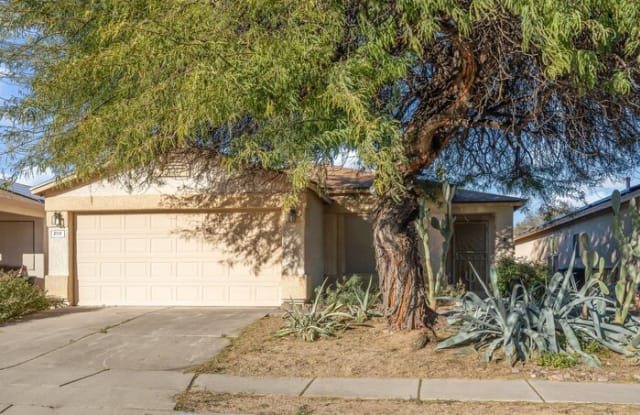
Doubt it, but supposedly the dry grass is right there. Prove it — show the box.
[194,315,640,383]
[176,391,640,415]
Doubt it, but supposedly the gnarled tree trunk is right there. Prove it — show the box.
[373,187,435,330]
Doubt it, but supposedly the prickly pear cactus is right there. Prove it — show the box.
[579,232,608,294]
[611,191,640,324]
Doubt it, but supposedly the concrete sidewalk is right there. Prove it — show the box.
[192,374,640,405]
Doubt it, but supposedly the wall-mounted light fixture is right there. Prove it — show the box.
[287,207,298,224]
[52,212,65,228]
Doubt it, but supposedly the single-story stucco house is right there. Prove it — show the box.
[515,183,640,275]
[32,166,525,306]
[0,181,47,282]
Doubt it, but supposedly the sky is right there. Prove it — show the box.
[513,174,640,224]
[1,70,638,224]
[0,66,53,187]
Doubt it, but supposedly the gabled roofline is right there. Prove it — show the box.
[31,174,86,197]
[1,181,44,203]
[515,184,640,242]
[31,165,528,209]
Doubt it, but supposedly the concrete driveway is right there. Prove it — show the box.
[0,307,273,414]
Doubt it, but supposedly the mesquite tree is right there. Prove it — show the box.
[1,1,639,330]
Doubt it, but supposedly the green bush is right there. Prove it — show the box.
[315,274,381,322]
[276,281,353,342]
[315,275,379,306]
[495,257,547,294]
[536,352,578,368]
[0,272,63,323]
[277,276,382,342]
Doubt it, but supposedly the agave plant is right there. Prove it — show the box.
[437,253,640,367]
[344,276,382,323]
[276,281,353,342]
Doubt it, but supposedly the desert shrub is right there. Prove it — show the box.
[536,352,578,368]
[277,277,382,341]
[315,275,379,305]
[0,272,63,322]
[437,258,640,367]
[495,257,547,294]
[582,339,612,358]
[276,281,353,342]
[315,275,381,322]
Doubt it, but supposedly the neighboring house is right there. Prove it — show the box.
[32,166,524,306]
[515,184,640,276]
[0,182,47,283]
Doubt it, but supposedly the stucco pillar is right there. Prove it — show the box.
[44,210,73,302]
[494,206,515,259]
[281,197,309,302]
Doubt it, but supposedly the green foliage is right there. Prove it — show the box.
[0,272,64,322]
[515,200,577,235]
[611,191,640,324]
[315,275,381,323]
[0,1,638,202]
[536,352,578,368]
[278,276,381,341]
[276,282,353,342]
[437,254,640,367]
[582,339,611,359]
[495,257,547,294]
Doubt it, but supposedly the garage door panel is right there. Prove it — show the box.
[203,286,227,302]
[100,215,124,230]
[76,239,98,256]
[176,262,199,278]
[125,239,148,253]
[176,286,200,302]
[229,285,253,302]
[150,214,173,229]
[76,212,282,306]
[125,262,148,279]
[150,238,173,253]
[176,238,201,254]
[124,286,148,303]
[100,239,122,254]
[124,214,149,230]
[150,262,173,278]
[100,262,123,279]
[100,286,122,303]
[255,286,280,302]
[150,286,173,303]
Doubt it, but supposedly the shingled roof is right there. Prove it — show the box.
[1,181,44,203]
[322,166,526,206]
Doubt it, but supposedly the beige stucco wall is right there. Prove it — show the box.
[304,191,325,293]
[515,204,633,270]
[322,199,518,285]
[38,172,317,304]
[0,189,45,218]
[0,192,47,281]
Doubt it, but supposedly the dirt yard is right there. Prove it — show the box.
[175,391,640,415]
[194,316,640,383]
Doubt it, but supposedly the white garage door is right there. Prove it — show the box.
[75,212,282,306]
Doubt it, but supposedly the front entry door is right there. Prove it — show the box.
[452,221,489,292]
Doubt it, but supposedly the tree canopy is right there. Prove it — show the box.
[1,0,639,201]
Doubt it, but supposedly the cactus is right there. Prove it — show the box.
[579,232,608,294]
[416,181,456,310]
[611,191,640,324]
[432,181,456,302]
[416,198,437,309]
[579,232,608,318]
